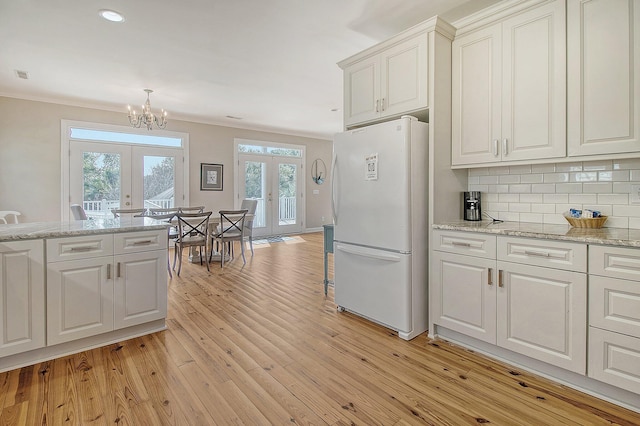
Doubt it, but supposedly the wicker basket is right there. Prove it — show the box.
[563,215,608,228]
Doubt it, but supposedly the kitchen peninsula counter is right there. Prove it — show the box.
[433,220,640,248]
[0,217,169,242]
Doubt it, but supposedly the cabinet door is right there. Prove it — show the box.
[432,251,497,343]
[501,1,566,161]
[47,257,114,345]
[497,262,586,374]
[343,56,380,126]
[568,0,640,156]
[0,240,45,357]
[114,250,167,330]
[380,34,428,119]
[452,24,502,165]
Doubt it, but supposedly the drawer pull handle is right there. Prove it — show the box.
[451,241,472,247]
[488,268,493,286]
[117,262,121,278]
[132,240,153,246]
[69,246,94,252]
[498,270,504,288]
[524,250,550,258]
[107,264,111,280]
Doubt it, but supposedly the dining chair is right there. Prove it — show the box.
[240,199,258,256]
[146,211,179,278]
[111,208,147,218]
[178,206,205,214]
[173,211,212,276]
[210,209,248,268]
[0,211,21,224]
[70,204,88,220]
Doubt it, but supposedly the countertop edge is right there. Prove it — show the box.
[433,221,640,248]
[0,219,170,242]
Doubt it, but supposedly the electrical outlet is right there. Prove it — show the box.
[631,184,640,204]
[321,216,325,222]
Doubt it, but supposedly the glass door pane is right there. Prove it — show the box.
[69,141,131,219]
[272,158,303,235]
[143,156,175,209]
[240,156,268,236]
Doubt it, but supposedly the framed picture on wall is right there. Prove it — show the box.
[200,163,223,191]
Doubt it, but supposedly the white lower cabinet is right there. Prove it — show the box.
[588,245,640,394]
[432,231,587,373]
[47,230,167,345]
[0,240,45,357]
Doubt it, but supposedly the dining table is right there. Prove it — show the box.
[148,211,254,265]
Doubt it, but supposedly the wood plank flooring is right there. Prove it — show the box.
[1,232,639,425]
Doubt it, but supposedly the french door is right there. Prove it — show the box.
[238,153,303,237]
[69,141,184,219]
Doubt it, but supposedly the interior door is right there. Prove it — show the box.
[70,142,184,218]
[238,154,303,237]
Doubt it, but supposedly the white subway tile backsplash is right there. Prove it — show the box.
[532,204,556,214]
[479,175,499,185]
[555,183,583,193]
[499,175,520,184]
[509,203,531,213]
[520,194,543,203]
[544,173,569,183]
[583,182,613,193]
[509,184,531,193]
[571,172,597,182]
[467,159,640,229]
[614,159,640,170]
[543,194,569,204]
[532,164,555,173]
[521,174,544,184]
[569,194,597,204]
[555,162,583,172]
[597,193,628,205]
[519,213,543,223]
[583,160,612,171]
[531,183,556,193]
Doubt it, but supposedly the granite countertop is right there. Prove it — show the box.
[433,220,640,248]
[0,217,170,242]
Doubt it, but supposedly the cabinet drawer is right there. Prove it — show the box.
[497,237,586,272]
[46,234,114,262]
[589,327,640,394]
[589,245,640,281]
[590,275,640,338]
[114,230,167,255]
[432,230,496,259]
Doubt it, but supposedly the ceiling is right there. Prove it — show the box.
[0,0,500,139]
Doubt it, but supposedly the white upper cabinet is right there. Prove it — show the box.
[567,0,640,156]
[342,34,428,127]
[452,0,567,166]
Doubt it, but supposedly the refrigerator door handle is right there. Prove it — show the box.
[331,154,338,223]
[335,244,402,262]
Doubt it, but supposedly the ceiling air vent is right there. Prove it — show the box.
[15,70,29,79]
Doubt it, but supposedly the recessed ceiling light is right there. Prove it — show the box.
[226,115,243,120]
[331,108,340,112]
[99,9,125,23]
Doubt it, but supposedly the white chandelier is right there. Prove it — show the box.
[127,89,167,130]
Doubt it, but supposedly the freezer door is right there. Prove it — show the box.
[334,243,411,333]
[333,118,417,252]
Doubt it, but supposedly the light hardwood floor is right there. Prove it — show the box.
[1,232,639,425]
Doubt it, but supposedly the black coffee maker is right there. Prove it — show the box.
[463,191,482,221]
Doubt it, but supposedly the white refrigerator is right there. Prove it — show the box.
[331,116,429,340]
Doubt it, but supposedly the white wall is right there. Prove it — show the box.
[468,158,640,229]
[0,96,333,228]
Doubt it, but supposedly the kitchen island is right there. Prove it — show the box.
[431,221,640,413]
[0,217,169,372]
